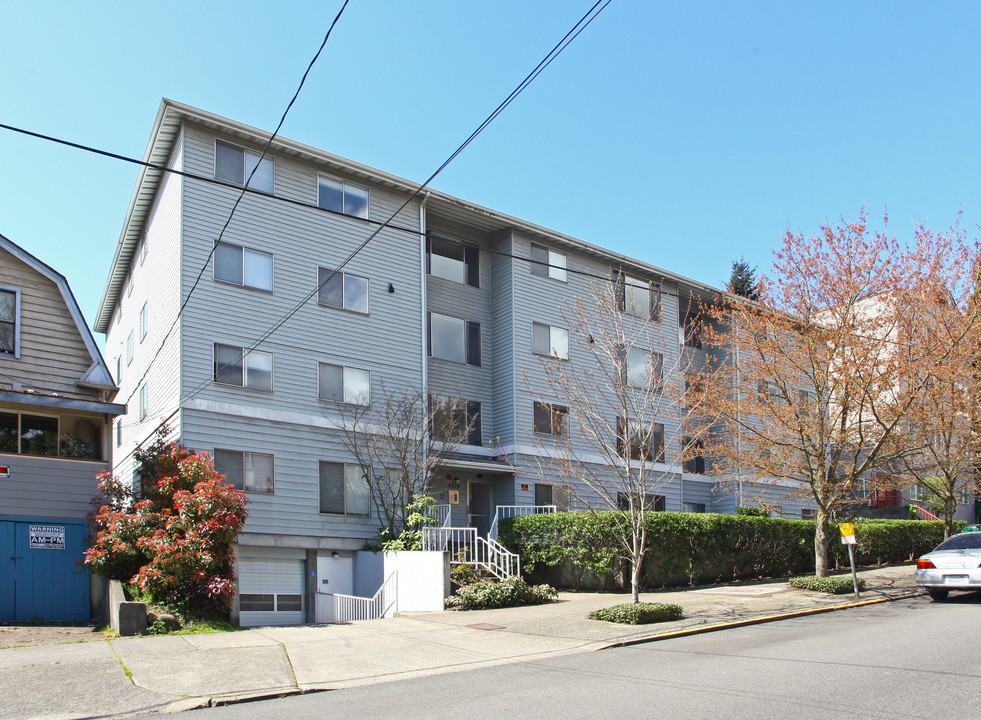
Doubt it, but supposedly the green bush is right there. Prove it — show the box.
[788,575,866,594]
[735,506,770,517]
[444,576,557,610]
[588,602,683,625]
[499,512,948,590]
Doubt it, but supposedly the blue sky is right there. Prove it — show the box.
[2,2,979,334]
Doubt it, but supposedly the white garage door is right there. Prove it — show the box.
[238,556,306,627]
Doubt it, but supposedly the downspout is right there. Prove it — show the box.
[419,192,430,396]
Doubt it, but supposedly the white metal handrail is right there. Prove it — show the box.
[315,571,398,623]
[431,504,453,528]
[421,527,520,580]
[488,505,557,540]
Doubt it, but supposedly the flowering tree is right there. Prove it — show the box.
[85,432,248,615]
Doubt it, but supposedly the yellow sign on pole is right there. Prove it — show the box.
[839,523,855,538]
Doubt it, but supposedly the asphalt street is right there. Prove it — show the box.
[187,592,981,720]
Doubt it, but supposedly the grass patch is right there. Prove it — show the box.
[788,575,865,594]
[588,602,683,625]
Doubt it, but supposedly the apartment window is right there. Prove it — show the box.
[318,363,370,405]
[214,449,275,494]
[214,343,273,391]
[530,243,567,282]
[428,312,480,366]
[682,313,703,348]
[617,492,665,512]
[317,268,369,314]
[627,348,663,389]
[126,331,134,365]
[139,302,147,341]
[428,236,479,287]
[214,242,273,291]
[683,502,706,514]
[531,322,569,360]
[215,139,274,193]
[533,401,568,437]
[682,438,705,474]
[318,175,369,219]
[431,396,482,446]
[0,288,20,356]
[116,418,122,447]
[115,356,122,384]
[535,483,571,511]
[618,275,660,319]
[616,418,665,463]
[139,384,148,421]
[319,462,370,516]
[801,508,817,520]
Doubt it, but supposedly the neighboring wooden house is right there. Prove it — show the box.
[0,233,124,622]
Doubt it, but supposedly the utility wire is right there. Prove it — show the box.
[179,0,613,404]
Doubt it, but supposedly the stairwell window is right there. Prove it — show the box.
[618,274,660,319]
[319,462,370,516]
[616,418,665,463]
[214,449,275,494]
[214,242,273,292]
[530,243,567,282]
[533,401,568,437]
[617,492,665,512]
[682,437,705,474]
[428,312,481,366]
[428,236,479,287]
[214,140,274,193]
[317,268,369,314]
[627,347,663,389]
[214,343,273,391]
[532,323,569,360]
[318,363,370,405]
[0,287,20,356]
[318,175,369,219]
[431,396,482,446]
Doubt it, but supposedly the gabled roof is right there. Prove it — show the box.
[0,232,117,392]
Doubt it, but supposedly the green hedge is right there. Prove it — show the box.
[444,577,557,610]
[588,602,683,625]
[788,575,866,594]
[498,512,950,590]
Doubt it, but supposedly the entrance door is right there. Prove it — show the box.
[469,481,491,536]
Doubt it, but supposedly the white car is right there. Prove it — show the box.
[915,531,981,601]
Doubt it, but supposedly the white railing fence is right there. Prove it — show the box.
[315,571,398,623]
[430,504,453,528]
[488,505,557,540]
[421,526,520,580]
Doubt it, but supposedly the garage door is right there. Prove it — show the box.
[0,519,90,622]
[238,556,306,627]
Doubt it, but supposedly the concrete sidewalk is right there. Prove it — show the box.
[0,564,924,719]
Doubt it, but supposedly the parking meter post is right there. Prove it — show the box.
[848,543,859,598]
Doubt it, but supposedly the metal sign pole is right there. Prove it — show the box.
[848,542,859,598]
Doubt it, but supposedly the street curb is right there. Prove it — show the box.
[163,688,326,713]
[599,588,924,650]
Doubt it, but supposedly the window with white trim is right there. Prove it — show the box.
[215,139,274,193]
[318,363,370,405]
[214,242,273,291]
[319,462,370,516]
[318,175,369,219]
[213,449,275,494]
[532,322,569,360]
[126,331,134,365]
[428,237,479,287]
[139,384,148,421]
[0,288,20,356]
[428,312,480,366]
[530,243,567,281]
[139,302,147,341]
[214,343,273,391]
[317,268,368,314]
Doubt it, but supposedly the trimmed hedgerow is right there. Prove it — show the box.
[588,602,683,625]
[498,512,948,590]
[444,576,557,610]
[788,575,866,594]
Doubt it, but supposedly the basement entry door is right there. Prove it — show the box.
[237,555,306,627]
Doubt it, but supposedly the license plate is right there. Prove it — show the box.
[943,575,969,585]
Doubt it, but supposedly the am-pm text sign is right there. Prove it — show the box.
[839,523,857,545]
[29,525,66,550]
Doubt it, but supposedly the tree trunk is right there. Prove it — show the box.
[630,555,642,603]
[814,510,831,577]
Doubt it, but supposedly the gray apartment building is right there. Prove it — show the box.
[97,100,805,625]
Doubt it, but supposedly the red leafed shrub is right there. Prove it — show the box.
[85,432,248,615]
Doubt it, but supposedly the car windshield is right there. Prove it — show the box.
[935,534,981,551]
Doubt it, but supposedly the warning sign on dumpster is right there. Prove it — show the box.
[29,525,65,550]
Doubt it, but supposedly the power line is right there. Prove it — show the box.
[178,0,613,404]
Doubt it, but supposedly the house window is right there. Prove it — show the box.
[214,449,275,494]
[617,418,665,462]
[215,139,274,193]
[533,401,568,436]
[0,288,20,356]
[431,396,482,446]
[618,275,659,319]
[682,438,705,474]
[214,343,273,391]
[535,483,571,510]
[428,313,480,366]
[627,348,663,389]
[530,243,567,282]
[683,502,706,513]
[428,237,479,287]
[126,331,134,365]
[139,302,147,341]
[319,462,370,516]
[0,412,58,456]
[318,175,369,219]
[214,242,274,291]
[317,268,369,314]
[318,363,370,405]
[532,323,569,360]
[139,384,148,421]
[617,492,665,512]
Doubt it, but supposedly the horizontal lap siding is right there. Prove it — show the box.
[490,232,516,446]
[0,454,108,519]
